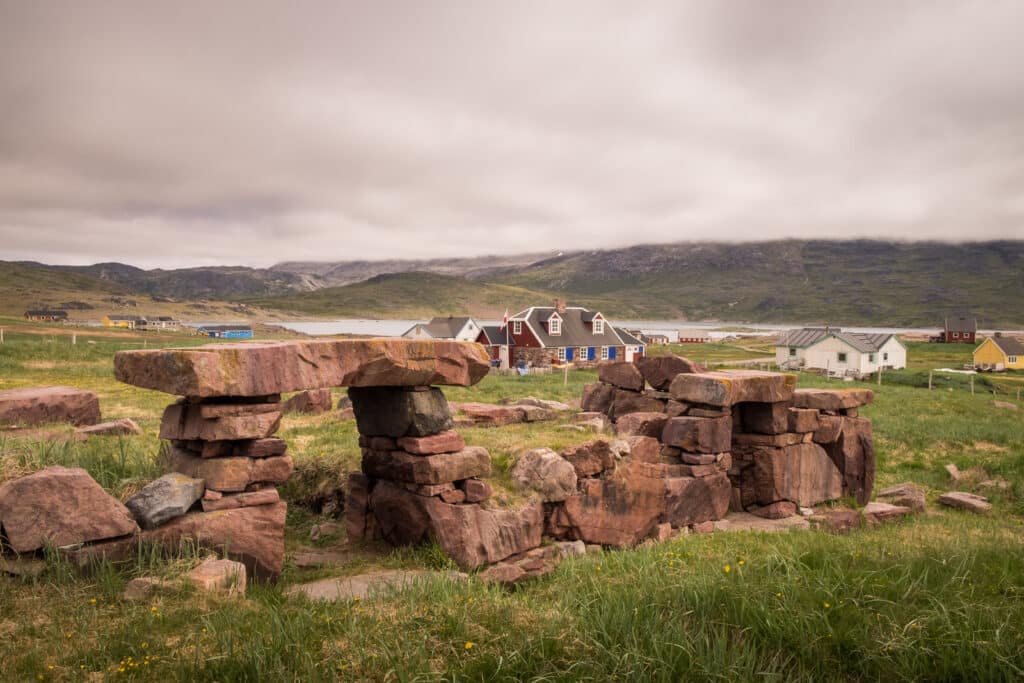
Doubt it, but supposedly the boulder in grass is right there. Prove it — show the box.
[125,473,205,529]
[0,386,101,427]
[75,418,143,438]
[938,491,992,514]
[186,558,247,595]
[0,466,138,553]
[580,382,616,414]
[282,389,333,415]
[876,482,926,512]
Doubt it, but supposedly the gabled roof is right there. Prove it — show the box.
[25,309,67,316]
[421,316,474,338]
[777,328,831,348]
[778,327,900,353]
[107,315,145,322]
[987,336,1024,356]
[478,325,516,346]
[945,315,977,333]
[510,306,626,348]
[198,324,252,331]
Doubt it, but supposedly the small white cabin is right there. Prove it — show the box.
[777,328,907,377]
[401,316,480,342]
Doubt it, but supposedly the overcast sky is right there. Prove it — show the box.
[1,1,1022,269]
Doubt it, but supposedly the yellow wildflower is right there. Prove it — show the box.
[724,565,731,573]
[465,642,474,650]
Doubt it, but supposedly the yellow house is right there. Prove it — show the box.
[973,336,1024,370]
[102,315,142,330]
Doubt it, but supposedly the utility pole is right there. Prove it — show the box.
[928,371,933,391]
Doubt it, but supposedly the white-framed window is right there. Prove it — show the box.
[837,352,847,363]
[869,354,875,363]
[789,347,796,357]
[549,317,561,335]
[1010,356,1018,363]
[952,332,959,338]
[883,352,889,361]
[600,346,609,360]
[512,320,522,335]
[593,318,604,334]
[557,347,566,362]
[578,347,588,361]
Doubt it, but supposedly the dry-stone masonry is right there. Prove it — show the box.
[578,357,877,539]
[108,339,495,579]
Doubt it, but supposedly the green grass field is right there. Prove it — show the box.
[2,330,1023,681]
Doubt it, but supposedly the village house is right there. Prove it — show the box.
[936,313,977,343]
[24,309,68,322]
[973,335,1024,371]
[401,316,481,342]
[677,329,711,344]
[102,314,146,330]
[776,327,907,377]
[477,300,644,369]
[137,316,180,331]
[196,324,254,339]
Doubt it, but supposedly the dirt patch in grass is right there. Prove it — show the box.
[971,441,1010,453]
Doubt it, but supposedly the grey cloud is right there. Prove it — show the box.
[1,1,1022,269]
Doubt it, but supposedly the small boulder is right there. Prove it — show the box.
[748,500,798,519]
[598,362,645,391]
[511,448,577,502]
[0,466,138,552]
[282,388,333,415]
[938,491,992,514]
[349,386,453,437]
[186,558,247,594]
[0,386,101,427]
[75,418,143,438]
[615,411,668,438]
[635,355,704,390]
[580,383,616,414]
[125,472,205,529]
[992,401,1018,411]
[515,397,571,411]
[862,501,912,525]
[122,577,170,602]
[876,482,926,512]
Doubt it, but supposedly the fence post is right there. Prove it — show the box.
[71,333,76,345]
[564,363,568,386]
[826,359,830,382]
[928,371,933,390]
[971,375,974,395]
[0,328,4,344]
[877,366,882,387]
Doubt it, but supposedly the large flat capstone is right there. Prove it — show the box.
[114,339,491,397]
[669,370,796,407]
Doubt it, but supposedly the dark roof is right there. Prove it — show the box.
[617,329,644,346]
[778,327,898,353]
[945,315,977,333]
[156,316,176,321]
[198,324,252,331]
[25,309,67,317]
[511,306,629,348]
[107,315,145,322]
[989,336,1024,356]
[478,325,516,346]
[420,316,473,338]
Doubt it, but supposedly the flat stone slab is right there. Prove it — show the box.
[286,569,464,601]
[793,388,874,411]
[713,511,810,533]
[0,386,101,428]
[114,339,491,397]
[939,491,992,514]
[668,370,796,407]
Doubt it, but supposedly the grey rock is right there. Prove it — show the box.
[125,473,205,529]
[511,448,578,502]
[349,386,452,437]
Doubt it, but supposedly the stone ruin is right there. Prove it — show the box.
[1,341,880,585]
[578,356,875,525]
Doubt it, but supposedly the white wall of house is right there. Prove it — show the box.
[876,337,907,370]
[802,336,861,374]
[454,319,480,342]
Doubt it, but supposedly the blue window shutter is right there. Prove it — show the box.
[566,347,573,361]
[588,347,595,360]
[608,347,616,359]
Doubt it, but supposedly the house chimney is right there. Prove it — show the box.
[554,298,566,314]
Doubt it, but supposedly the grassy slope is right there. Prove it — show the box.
[244,272,579,320]
[1,330,1023,679]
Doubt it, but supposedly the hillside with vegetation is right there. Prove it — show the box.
[3,240,1023,325]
